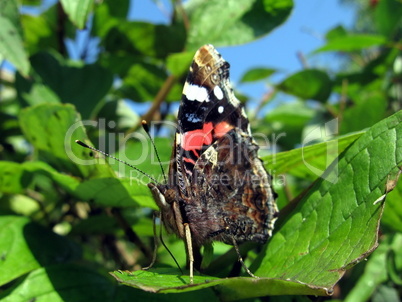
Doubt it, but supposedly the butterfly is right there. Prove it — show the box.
[148,44,278,283]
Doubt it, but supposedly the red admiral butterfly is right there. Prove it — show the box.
[148,45,278,283]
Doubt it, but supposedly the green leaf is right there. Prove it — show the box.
[75,178,156,209]
[277,69,332,102]
[0,264,219,301]
[371,285,400,302]
[185,0,293,50]
[111,269,325,297]
[21,11,58,55]
[0,161,33,194]
[343,236,390,302]
[374,0,402,38]
[110,111,402,299]
[381,178,402,233]
[262,100,316,149]
[60,0,94,29]
[240,67,276,83]
[264,100,315,127]
[104,21,186,58]
[92,0,130,38]
[339,87,387,134]
[325,25,347,41]
[22,52,113,119]
[0,16,30,76]
[315,34,387,53]
[0,216,80,287]
[18,103,114,178]
[96,99,141,130]
[0,0,22,36]
[255,111,402,291]
[119,62,182,102]
[0,264,115,301]
[166,51,195,77]
[111,137,172,179]
[262,132,364,179]
[0,160,80,194]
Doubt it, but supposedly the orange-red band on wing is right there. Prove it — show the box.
[214,121,234,138]
[182,122,214,152]
[182,121,234,154]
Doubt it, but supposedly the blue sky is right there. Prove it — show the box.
[130,0,355,101]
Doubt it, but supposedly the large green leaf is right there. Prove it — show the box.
[109,111,401,299]
[60,0,94,29]
[75,178,156,209]
[111,268,325,297]
[0,161,80,194]
[17,52,113,119]
[19,103,114,178]
[0,161,33,194]
[254,111,401,289]
[21,10,59,55]
[0,216,80,287]
[184,0,293,50]
[0,264,115,301]
[0,15,30,77]
[374,0,402,38]
[277,69,332,102]
[0,0,22,36]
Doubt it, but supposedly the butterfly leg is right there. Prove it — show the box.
[231,236,258,278]
[184,223,194,284]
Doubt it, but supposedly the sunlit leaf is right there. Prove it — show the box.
[315,34,386,53]
[60,0,94,29]
[277,69,332,102]
[240,67,276,83]
[374,0,402,38]
[0,216,80,287]
[19,103,114,178]
[0,16,30,76]
[185,0,293,50]
[16,51,113,118]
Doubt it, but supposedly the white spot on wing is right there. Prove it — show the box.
[218,106,224,114]
[175,133,181,144]
[214,85,224,100]
[183,82,210,102]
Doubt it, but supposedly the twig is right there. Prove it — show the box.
[297,51,309,69]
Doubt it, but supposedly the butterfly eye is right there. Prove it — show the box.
[206,65,212,72]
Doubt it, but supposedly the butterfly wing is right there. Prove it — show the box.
[173,45,278,246]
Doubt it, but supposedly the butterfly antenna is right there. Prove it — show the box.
[141,120,167,184]
[75,140,158,183]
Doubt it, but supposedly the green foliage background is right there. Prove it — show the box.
[0,0,401,301]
